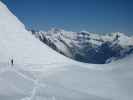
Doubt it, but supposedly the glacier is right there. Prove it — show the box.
[0,1,133,100]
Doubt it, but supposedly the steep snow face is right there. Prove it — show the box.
[0,1,26,33]
[0,1,70,64]
[32,29,133,64]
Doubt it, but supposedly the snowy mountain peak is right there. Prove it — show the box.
[48,28,64,33]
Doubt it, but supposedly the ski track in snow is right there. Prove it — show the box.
[0,62,107,100]
[0,62,78,100]
[0,63,49,100]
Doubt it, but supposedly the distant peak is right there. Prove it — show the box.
[49,28,64,33]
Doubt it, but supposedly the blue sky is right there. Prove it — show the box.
[2,0,133,34]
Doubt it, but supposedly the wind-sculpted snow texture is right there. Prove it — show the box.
[32,29,133,64]
[0,1,133,100]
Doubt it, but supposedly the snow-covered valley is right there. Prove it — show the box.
[0,1,133,100]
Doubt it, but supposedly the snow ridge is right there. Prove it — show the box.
[0,1,70,65]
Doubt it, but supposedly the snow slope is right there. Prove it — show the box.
[0,1,70,65]
[0,1,133,100]
[0,54,133,100]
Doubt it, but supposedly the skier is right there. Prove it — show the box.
[11,59,14,66]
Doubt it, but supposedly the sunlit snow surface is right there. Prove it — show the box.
[0,1,133,100]
[0,56,133,100]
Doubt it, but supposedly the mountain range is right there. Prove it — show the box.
[31,28,133,64]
